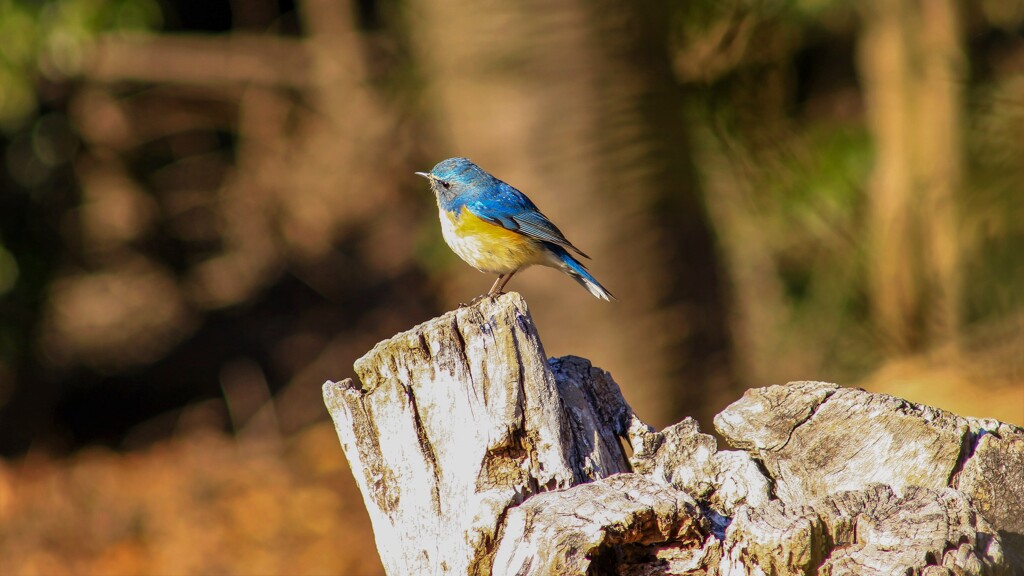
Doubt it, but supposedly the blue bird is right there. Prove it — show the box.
[416,157,614,301]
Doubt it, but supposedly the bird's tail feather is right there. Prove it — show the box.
[550,246,615,301]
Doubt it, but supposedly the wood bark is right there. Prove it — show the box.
[324,293,1022,575]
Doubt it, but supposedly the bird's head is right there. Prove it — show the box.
[415,157,488,203]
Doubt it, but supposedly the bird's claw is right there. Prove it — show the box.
[460,293,500,308]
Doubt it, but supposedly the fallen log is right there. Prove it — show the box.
[323,293,1022,575]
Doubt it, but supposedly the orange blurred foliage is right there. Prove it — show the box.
[0,425,383,576]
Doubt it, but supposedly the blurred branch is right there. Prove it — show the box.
[672,9,758,83]
[47,0,414,371]
[71,0,412,311]
[84,33,311,88]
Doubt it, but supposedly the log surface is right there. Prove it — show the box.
[324,294,630,575]
[324,293,1023,575]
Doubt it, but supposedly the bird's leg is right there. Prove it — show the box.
[463,272,518,308]
[490,270,517,296]
[495,271,516,293]
[464,275,505,307]
[487,274,507,297]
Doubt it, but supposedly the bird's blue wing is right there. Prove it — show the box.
[463,182,589,258]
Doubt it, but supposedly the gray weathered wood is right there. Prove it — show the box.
[714,381,968,502]
[958,432,1024,570]
[715,380,1024,573]
[324,294,1021,575]
[323,293,630,575]
[491,473,708,575]
[720,484,1007,576]
[630,417,771,518]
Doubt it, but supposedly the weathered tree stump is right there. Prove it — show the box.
[324,293,1023,575]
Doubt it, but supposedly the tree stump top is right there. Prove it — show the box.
[324,293,1024,575]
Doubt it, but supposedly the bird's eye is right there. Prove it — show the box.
[441,181,452,190]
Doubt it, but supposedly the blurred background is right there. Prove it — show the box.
[0,0,1022,573]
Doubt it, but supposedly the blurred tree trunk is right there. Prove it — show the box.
[917,0,964,348]
[407,0,733,426]
[858,0,963,353]
[694,132,789,390]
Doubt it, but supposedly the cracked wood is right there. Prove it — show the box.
[323,293,631,575]
[324,294,1022,576]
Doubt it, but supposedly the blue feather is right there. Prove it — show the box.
[546,245,614,301]
[461,182,589,258]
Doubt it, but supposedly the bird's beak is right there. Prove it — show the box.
[414,172,432,180]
